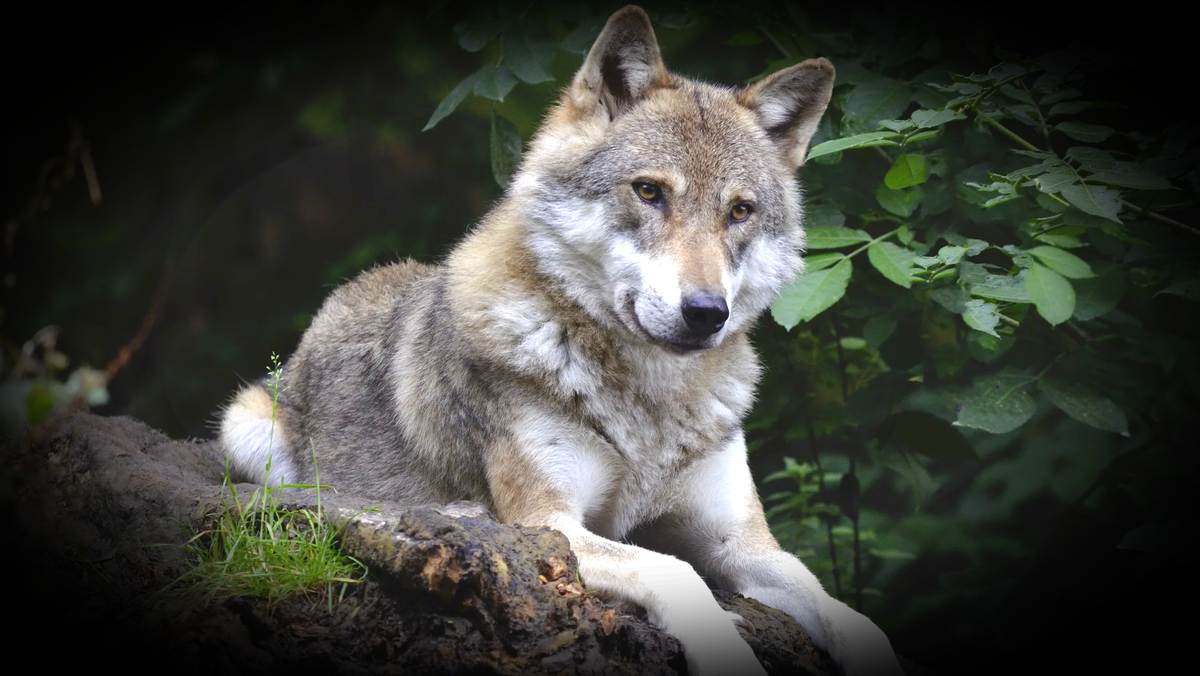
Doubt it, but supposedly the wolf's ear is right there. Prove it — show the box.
[568,6,670,121]
[739,58,836,169]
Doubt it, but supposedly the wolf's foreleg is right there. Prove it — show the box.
[541,515,766,676]
[652,431,904,676]
[485,435,766,676]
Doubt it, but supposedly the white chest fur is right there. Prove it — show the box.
[507,318,757,540]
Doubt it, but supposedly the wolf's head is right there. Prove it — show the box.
[512,5,833,354]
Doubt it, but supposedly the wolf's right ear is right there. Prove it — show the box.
[568,6,670,121]
[739,58,836,170]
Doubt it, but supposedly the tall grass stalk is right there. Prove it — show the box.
[169,353,368,611]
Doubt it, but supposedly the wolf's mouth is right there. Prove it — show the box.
[620,290,710,354]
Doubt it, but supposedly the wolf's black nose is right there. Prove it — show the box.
[681,293,729,336]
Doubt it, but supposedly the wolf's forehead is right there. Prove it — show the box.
[609,84,776,184]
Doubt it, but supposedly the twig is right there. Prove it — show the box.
[829,317,863,612]
[104,263,173,382]
[974,109,1040,153]
[806,418,842,600]
[974,111,1200,238]
[1120,200,1200,237]
[80,140,103,205]
[759,27,792,59]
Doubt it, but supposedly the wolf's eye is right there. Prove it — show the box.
[634,182,661,203]
[730,203,753,222]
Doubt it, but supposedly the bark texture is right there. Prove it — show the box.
[1,414,925,675]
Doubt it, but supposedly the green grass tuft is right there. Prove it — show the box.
[168,353,368,611]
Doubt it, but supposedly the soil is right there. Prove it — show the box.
[0,414,923,675]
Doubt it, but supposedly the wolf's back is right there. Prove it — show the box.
[219,258,493,505]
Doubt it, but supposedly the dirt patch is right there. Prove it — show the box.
[1,413,914,675]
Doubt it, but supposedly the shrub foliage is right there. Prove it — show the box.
[428,0,1199,660]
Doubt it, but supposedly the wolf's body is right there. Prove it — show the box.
[219,7,901,675]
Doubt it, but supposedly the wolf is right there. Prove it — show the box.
[218,6,902,675]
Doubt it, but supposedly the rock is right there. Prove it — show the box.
[1,414,848,675]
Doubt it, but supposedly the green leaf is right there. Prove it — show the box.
[561,18,604,54]
[968,332,1015,363]
[910,108,964,128]
[955,372,1036,434]
[1156,279,1200,302]
[804,253,846,271]
[867,241,916,288]
[869,548,919,560]
[840,337,868,350]
[1028,168,1077,194]
[807,131,901,160]
[969,272,1031,303]
[1055,110,1112,140]
[930,285,969,314]
[804,203,845,229]
[1072,267,1127,320]
[423,71,480,131]
[490,110,522,188]
[771,259,853,329]
[1034,227,1086,249]
[881,411,977,460]
[937,246,967,265]
[501,25,555,84]
[473,64,518,102]
[876,450,938,505]
[1026,245,1094,279]
[1088,170,1173,191]
[964,181,1017,207]
[26,383,57,425]
[843,76,912,131]
[903,130,941,144]
[1060,183,1122,223]
[805,227,871,249]
[863,315,897,350]
[962,299,1001,337]
[879,118,917,132]
[876,184,922,217]
[1065,146,1119,172]
[1005,160,1060,180]
[1024,261,1075,326]
[1038,378,1129,436]
[724,30,763,46]
[454,19,502,52]
[884,154,927,189]
[1046,100,1095,117]
[1056,121,1114,142]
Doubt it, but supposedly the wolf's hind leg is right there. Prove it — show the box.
[218,383,297,487]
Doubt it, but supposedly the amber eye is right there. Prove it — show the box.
[635,182,661,202]
[730,203,752,222]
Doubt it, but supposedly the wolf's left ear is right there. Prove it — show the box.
[568,6,671,121]
[739,58,836,170]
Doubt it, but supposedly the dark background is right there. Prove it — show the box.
[3,1,1193,672]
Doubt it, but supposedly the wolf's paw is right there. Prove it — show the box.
[725,609,757,637]
[682,639,766,676]
[675,614,766,676]
[827,606,905,676]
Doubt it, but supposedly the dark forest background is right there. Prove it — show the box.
[3,1,1195,672]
